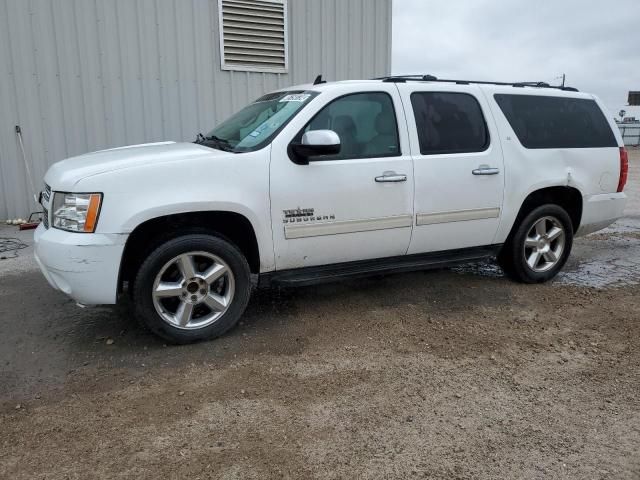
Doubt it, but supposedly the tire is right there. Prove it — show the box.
[133,234,251,344]
[498,204,573,284]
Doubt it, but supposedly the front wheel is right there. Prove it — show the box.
[133,234,251,344]
[499,204,573,283]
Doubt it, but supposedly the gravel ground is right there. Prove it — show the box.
[0,149,638,479]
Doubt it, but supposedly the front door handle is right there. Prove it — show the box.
[472,165,500,176]
[375,171,407,183]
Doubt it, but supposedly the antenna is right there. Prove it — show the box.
[313,74,326,85]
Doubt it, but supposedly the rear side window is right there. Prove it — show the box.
[410,92,489,155]
[494,94,616,149]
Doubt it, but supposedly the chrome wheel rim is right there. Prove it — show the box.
[524,216,566,273]
[151,251,235,330]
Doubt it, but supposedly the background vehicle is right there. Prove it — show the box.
[35,76,628,343]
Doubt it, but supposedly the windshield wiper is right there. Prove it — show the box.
[205,134,230,145]
[202,134,235,152]
[194,133,235,152]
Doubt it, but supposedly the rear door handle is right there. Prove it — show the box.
[472,165,500,176]
[375,171,407,183]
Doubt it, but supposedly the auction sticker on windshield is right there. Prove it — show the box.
[280,93,311,103]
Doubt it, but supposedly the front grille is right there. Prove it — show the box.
[41,184,51,229]
[42,184,51,203]
[42,207,49,228]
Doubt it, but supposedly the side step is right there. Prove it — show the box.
[259,245,501,288]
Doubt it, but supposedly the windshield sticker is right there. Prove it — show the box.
[248,123,271,138]
[280,93,311,103]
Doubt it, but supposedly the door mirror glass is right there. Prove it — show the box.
[289,130,341,164]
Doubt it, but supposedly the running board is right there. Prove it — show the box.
[259,245,501,288]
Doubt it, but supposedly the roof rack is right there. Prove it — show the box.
[377,75,579,92]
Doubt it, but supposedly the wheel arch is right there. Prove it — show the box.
[507,186,583,241]
[118,210,262,293]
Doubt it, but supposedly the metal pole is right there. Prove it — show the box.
[15,125,38,205]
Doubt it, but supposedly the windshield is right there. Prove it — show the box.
[198,91,318,153]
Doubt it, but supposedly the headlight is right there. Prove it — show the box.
[52,193,103,233]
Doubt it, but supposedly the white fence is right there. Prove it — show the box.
[618,124,640,146]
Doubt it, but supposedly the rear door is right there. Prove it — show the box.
[397,83,505,254]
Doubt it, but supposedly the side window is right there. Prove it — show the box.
[411,92,489,155]
[295,92,400,160]
[493,94,617,149]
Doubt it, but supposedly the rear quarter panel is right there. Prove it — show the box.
[481,87,622,243]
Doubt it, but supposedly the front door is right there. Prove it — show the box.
[397,84,505,254]
[269,85,414,270]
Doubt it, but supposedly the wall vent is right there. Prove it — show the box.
[219,0,288,73]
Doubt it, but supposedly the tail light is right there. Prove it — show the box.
[617,147,629,192]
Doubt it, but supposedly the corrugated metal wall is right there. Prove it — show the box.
[0,0,392,219]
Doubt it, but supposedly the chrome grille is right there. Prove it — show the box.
[41,184,51,229]
[42,184,51,203]
[42,207,49,228]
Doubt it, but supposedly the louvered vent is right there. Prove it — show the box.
[219,0,288,72]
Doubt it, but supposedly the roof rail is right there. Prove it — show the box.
[378,75,579,92]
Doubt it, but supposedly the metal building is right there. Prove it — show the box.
[0,0,393,219]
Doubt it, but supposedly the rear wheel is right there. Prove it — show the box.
[499,204,573,283]
[133,234,251,344]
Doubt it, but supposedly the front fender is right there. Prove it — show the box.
[75,149,275,271]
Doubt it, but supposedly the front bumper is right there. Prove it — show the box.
[34,224,127,305]
[575,192,627,237]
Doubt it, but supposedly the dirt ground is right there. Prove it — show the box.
[1,150,639,479]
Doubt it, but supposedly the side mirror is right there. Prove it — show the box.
[288,130,341,165]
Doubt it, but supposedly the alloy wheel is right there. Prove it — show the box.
[523,216,566,273]
[151,251,235,329]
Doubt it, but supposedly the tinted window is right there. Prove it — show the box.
[494,94,616,149]
[411,92,489,155]
[297,92,400,160]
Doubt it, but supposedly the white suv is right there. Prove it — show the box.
[35,76,629,343]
